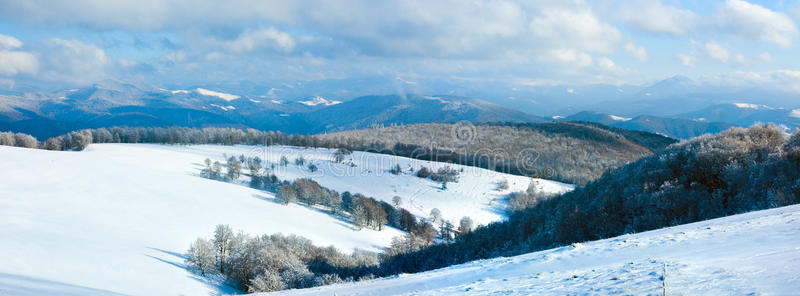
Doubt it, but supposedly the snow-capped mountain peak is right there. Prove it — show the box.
[195,88,240,101]
[609,114,632,121]
[298,96,342,106]
[732,102,774,110]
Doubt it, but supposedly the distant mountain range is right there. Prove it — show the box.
[0,81,544,139]
[558,101,800,139]
[560,111,735,139]
[1,79,798,140]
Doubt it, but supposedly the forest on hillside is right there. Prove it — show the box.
[183,124,800,292]
[313,122,676,184]
[372,124,800,276]
[0,122,675,185]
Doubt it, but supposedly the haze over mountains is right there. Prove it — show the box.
[1,76,798,140]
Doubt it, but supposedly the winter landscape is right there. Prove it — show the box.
[2,0,800,295]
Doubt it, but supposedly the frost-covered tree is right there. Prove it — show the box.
[392,196,402,207]
[13,133,39,148]
[201,158,213,178]
[0,132,14,146]
[333,148,351,163]
[247,156,262,175]
[350,202,368,230]
[212,161,222,180]
[213,225,234,273]
[295,156,305,166]
[280,156,289,166]
[276,184,297,205]
[44,136,63,150]
[458,216,474,235]
[249,271,285,292]
[429,208,442,224]
[186,238,216,276]
[390,164,402,175]
[226,156,242,180]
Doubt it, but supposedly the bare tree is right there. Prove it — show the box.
[429,208,442,225]
[276,184,297,205]
[226,156,242,180]
[213,225,234,273]
[458,216,474,235]
[392,196,402,207]
[187,238,216,276]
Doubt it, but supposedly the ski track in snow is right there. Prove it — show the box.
[263,204,800,296]
[0,144,570,295]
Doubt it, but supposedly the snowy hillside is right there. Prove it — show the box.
[264,203,800,295]
[0,144,568,295]
[185,144,572,225]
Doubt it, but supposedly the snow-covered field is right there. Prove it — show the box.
[0,143,568,295]
[265,204,800,295]
[183,144,572,225]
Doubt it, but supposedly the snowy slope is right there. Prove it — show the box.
[179,144,573,225]
[265,204,800,295]
[0,144,569,295]
[0,144,400,295]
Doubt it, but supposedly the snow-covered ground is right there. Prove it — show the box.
[0,143,568,295]
[265,204,800,295]
[183,144,571,225]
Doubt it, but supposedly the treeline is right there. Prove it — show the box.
[0,127,280,151]
[0,131,39,148]
[186,225,380,293]
[328,124,800,278]
[1,122,673,184]
[313,122,673,184]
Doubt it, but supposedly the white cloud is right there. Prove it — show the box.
[704,69,800,93]
[0,33,23,49]
[717,0,799,47]
[596,57,634,77]
[678,40,755,66]
[624,42,648,62]
[37,38,111,84]
[618,0,698,35]
[544,49,593,68]
[0,50,39,76]
[0,33,38,76]
[704,41,731,63]
[224,27,295,54]
[529,5,622,54]
[677,53,696,67]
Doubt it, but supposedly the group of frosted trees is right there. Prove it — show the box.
[0,132,39,148]
[187,225,380,293]
[0,130,91,150]
[507,182,554,212]
[371,124,800,277]
[0,126,304,151]
[198,152,473,238]
[200,156,244,182]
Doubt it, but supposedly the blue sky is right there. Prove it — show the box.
[0,0,799,95]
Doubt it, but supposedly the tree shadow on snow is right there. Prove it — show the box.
[483,197,510,218]
[0,272,129,296]
[251,193,363,231]
[145,247,242,295]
